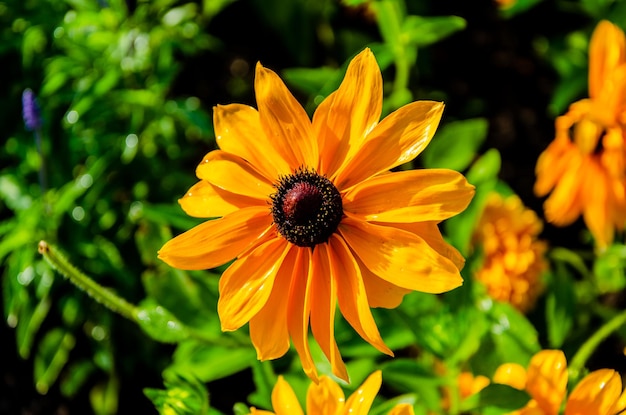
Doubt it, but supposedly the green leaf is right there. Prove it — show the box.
[381,359,443,411]
[282,67,340,96]
[247,361,277,410]
[168,340,257,382]
[545,268,575,348]
[402,15,466,47]
[422,118,488,171]
[144,371,209,415]
[460,383,530,414]
[34,328,76,394]
[135,300,190,343]
[90,375,120,415]
[592,244,626,293]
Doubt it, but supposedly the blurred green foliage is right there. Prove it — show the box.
[3,0,626,414]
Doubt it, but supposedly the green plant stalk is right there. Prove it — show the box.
[38,240,138,321]
[568,307,626,380]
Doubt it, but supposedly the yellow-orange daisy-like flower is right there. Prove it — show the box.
[157,48,475,381]
[472,193,548,312]
[494,349,626,415]
[534,20,626,249]
[249,371,414,415]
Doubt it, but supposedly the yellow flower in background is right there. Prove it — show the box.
[472,193,548,312]
[158,48,475,381]
[249,371,414,415]
[495,349,626,415]
[534,20,626,249]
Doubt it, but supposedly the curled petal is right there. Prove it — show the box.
[179,180,261,218]
[272,376,305,415]
[589,20,626,99]
[339,216,463,293]
[313,48,382,176]
[565,369,624,415]
[306,375,346,414]
[526,350,567,415]
[310,244,348,381]
[249,247,297,360]
[287,248,318,382]
[329,235,392,354]
[493,363,528,390]
[214,103,291,180]
[196,150,274,200]
[255,63,318,170]
[344,370,382,415]
[343,169,475,223]
[158,207,272,270]
[333,101,444,190]
[388,404,416,415]
[219,237,291,332]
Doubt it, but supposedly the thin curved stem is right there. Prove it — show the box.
[568,307,626,380]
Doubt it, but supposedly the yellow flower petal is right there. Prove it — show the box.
[255,63,318,170]
[249,247,298,360]
[312,48,382,176]
[361,263,411,309]
[272,376,305,415]
[589,20,626,100]
[306,375,346,415]
[196,150,274,200]
[339,216,463,293]
[493,363,527,390]
[391,221,466,271]
[287,248,318,382]
[344,370,382,414]
[581,161,613,248]
[565,369,623,415]
[218,237,291,331]
[178,180,260,218]
[343,169,475,222]
[310,244,348,381]
[214,103,291,180]
[329,234,392,355]
[525,350,567,415]
[388,403,416,415]
[157,207,271,270]
[333,101,444,190]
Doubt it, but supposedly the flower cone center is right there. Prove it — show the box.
[271,168,343,248]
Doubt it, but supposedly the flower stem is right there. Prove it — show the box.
[38,240,138,321]
[568,307,626,380]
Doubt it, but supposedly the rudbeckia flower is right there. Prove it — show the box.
[158,48,475,381]
[472,193,548,312]
[249,371,414,415]
[494,349,626,415]
[534,20,626,249]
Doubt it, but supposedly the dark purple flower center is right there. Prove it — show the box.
[271,168,343,247]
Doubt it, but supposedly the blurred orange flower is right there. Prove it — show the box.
[249,371,414,415]
[494,349,626,415]
[158,48,474,381]
[472,193,548,312]
[535,20,626,249]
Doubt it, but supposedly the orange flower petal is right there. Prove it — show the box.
[339,216,463,293]
[343,169,475,223]
[157,207,271,270]
[218,237,291,331]
[329,234,392,355]
[493,363,528,390]
[249,247,297,360]
[589,20,626,100]
[525,350,567,415]
[565,369,623,415]
[543,155,585,226]
[196,150,274,200]
[214,103,291,180]
[310,244,348,381]
[344,370,382,414]
[391,221,466,271]
[178,180,260,218]
[361,262,411,309]
[255,63,318,170]
[388,404,416,415]
[333,101,444,190]
[581,161,613,248]
[306,375,346,414]
[312,48,382,176]
[287,248,318,382]
[272,376,305,415]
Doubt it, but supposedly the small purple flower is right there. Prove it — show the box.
[22,88,42,131]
